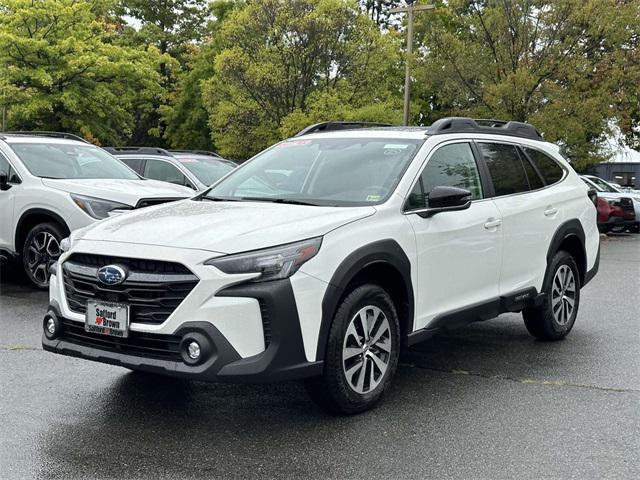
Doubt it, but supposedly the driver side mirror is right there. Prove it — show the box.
[0,172,10,191]
[414,186,472,218]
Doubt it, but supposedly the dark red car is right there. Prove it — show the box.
[596,196,636,233]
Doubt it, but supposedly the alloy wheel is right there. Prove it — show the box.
[26,231,61,286]
[551,265,576,326]
[342,305,392,394]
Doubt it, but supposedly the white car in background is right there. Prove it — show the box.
[0,132,193,288]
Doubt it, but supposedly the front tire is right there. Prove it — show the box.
[22,222,65,289]
[523,251,580,340]
[305,284,400,414]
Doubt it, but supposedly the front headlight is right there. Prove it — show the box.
[205,237,322,283]
[71,194,132,220]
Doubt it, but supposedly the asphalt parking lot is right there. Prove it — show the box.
[1,235,638,479]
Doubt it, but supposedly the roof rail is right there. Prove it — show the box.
[103,146,172,156]
[169,149,222,158]
[295,121,393,137]
[425,117,543,141]
[1,131,89,143]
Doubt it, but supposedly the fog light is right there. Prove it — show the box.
[46,318,56,335]
[179,333,212,365]
[43,313,59,340]
[187,341,201,360]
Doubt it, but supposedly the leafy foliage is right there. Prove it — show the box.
[160,0,239,150]
[413,0,640,168]
[203,0,403,159]
[0,0,637,166]
[115,0,213,145]
[0,0,163,145]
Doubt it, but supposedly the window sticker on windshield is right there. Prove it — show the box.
[278,140,312,147]
[178,158,198,163]
[366,194,382,202]
[383,144,409,150]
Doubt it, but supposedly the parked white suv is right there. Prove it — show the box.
[0,132,193,288]
[42,119,600,414]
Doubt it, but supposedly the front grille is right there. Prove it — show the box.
[136,198,183,209]
[63,254,199,325]
[59,319,182,360]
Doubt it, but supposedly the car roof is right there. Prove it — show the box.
[295,128,554,149]
[171,152,233,162]
[0,131,89,144]
[1,135,89,146]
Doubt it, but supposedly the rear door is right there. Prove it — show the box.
[477,141,565,295]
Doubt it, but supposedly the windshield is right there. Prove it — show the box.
[11,142,140,180]
[202,137,423,206]
[587,176,619,193]
[176,156,235,186]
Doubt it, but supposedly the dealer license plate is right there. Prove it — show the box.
[85,301,129,338]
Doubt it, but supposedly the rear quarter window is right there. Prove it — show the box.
[523,147,565,185]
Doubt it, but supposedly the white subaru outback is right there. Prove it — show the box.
[0,132,193,288]
[42,118,600,414]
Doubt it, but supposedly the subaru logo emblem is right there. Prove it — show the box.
[97,265,127,285]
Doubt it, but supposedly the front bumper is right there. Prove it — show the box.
[42,278,323,383]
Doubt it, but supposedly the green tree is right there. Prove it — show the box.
[0,0,163,145]
[203,0,403,159]
[116,0,212,145]
[413,0,640,169]
[161,0,240,150]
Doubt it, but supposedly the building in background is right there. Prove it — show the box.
[592,149,640,188]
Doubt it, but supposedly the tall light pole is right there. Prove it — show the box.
[389,3,435,126]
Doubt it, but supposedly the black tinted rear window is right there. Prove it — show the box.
[523,147,564,185]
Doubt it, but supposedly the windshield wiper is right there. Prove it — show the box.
[239,197,322,206]
[201,195,246,202]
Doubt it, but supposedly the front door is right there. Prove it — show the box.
[0,151,17,251]
[404,141,503,331]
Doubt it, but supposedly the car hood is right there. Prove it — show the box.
[77,199,376,254]
[41,178,193,206]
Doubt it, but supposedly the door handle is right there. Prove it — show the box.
[484,218,502,229]
[544,207,558,217]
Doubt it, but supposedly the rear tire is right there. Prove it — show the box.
[22,222,65,289]
[305,284,400,415]
[523,251,580,341]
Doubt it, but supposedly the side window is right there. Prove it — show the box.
[119,157,145,175]
[406,143,483,210]
[523,147,564,185]
[478,143,529,196]
[0,152,21,184]
[144,159,189,186]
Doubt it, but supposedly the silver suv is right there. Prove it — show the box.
[105,147,236,191]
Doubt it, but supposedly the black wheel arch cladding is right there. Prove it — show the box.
[545,219,587,286]
[16,208,70,253]
[317,239,413,362]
